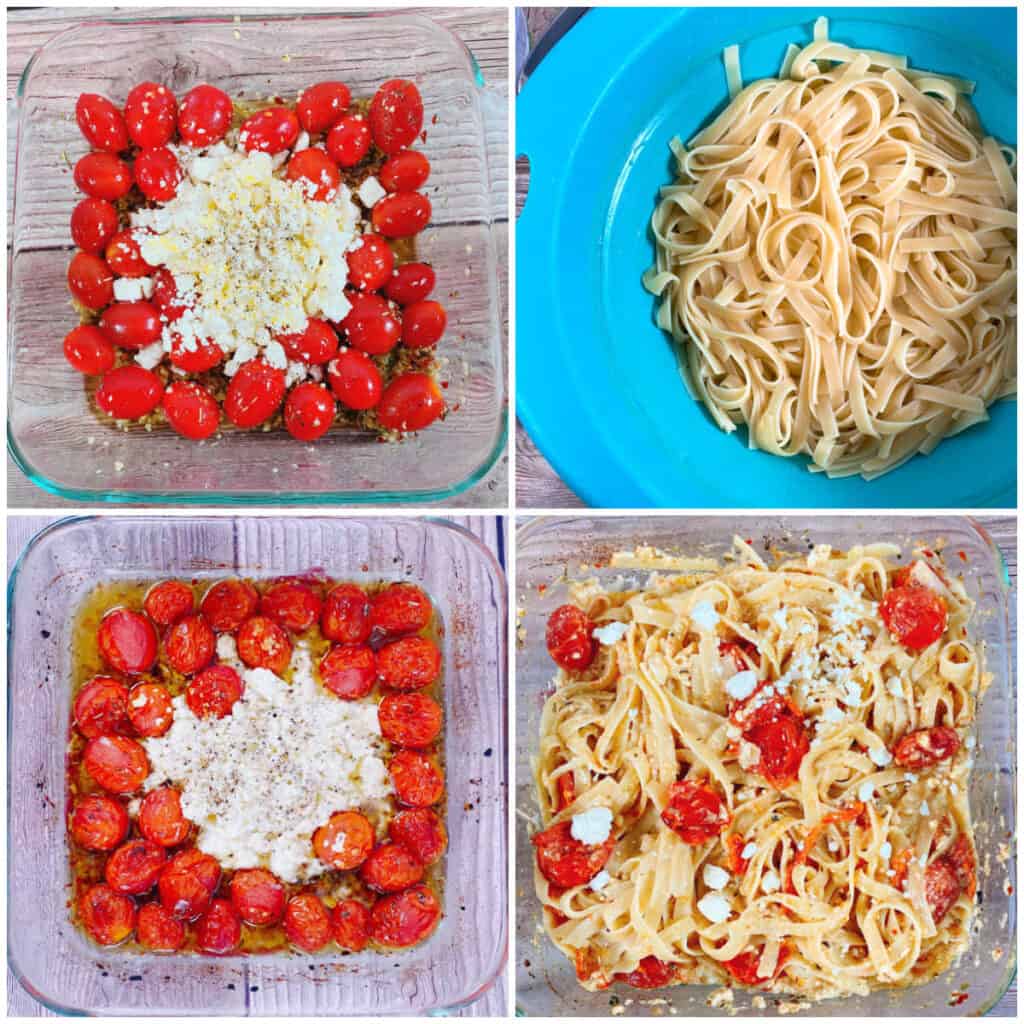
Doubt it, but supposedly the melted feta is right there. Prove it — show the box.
[593,621,629,646]
[570,806,613,845]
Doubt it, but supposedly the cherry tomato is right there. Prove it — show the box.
[319,643,376,700]
[297,81,352,133]
[98,607,158,673]
[313,810,375,870]
[532,820,614,887]
[178,84,233,147]
[361,842,424,893]
[880,584,948,650]
[96,365,163,420]
[186,664,244,719]
[377,636,441,691]
[742,701,809,788]
[68,251,114,309]
[284,892,332,952]
[105,838,167,894]
[139,586,190,628]
[401,300,446,349]
[99,301,162,350]
[70,794,130,851]
[379,150,430,192]
[378,692,442,748]
[370,584,432,635]
[237,615,292,674]
[105,230,154,278]
[73,676,130,738]
[946,835,977,898]
[377,372,445,431]
[326,114,371,167]
[892,726,960,769]
[545,605,596,671]
[224,358,287,428]
[196,898,242,955]
[159,863,213,921]
[285,147,340,202]
[261,580,322,633]
[322,583,372,644]
[79,884,136,946]
[385,262,436,305]
[390,750,445,807]
[201,580,259,632]
[76,93,130,152]
[139,787,191,847]
[74,152,132,200]
[389,808,447,864]
[372,192,431,238]
[340,293,401,355]
[284,382,335,442]
[165,614,216,675]
[327,349,382,410]
[71,197,119,254]
[276,318,338,364]
[369,885,440,948]
[84,735,150,793]
[64,325,115,375]
[230,868,286,926]
[127,681,174,737]
[332,899,371,952]
[369,80,424,155]
[924,856,961,923]
[661,780,730,844]
[152,267,189,321]
[163,381,220,441]
[137,901,186,951]
[240,107,300,155]
[346,234,395,291]
[169,334,224,373]
[167,848,221,893]
[616,957,676,989]
[135,146,182,202]
[722,947,787,986]
[124,82,177,148]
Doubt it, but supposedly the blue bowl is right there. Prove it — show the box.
[517,7,1017,508]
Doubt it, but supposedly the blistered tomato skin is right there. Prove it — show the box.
[360,842,425,893]
[546,605,596,671]
[319,643,377,700]
[125,82,178,148]
[370,885,440,949]
[139,786,192,846]
[68,252,114,309]
[370,583,432,635]
[105,838,168,894]
[196,898,242,955]
[186,664,244,719]
[237,615,293,674]
[260,580,322,633]
[79,884,136,947]
[178,84,233,147]
[64,325,116,375]
[160,862,214,921]
[201,579,259,632]
[98,608,159,673]
[71,198,119,253]
[297,81,352,133]
[377,635,442,691]
[137,902,186,951]
[126,682,175,737]
[76,93,130,152]
[389,749,445,807]
[145,580,194,625]
[378,692,443,748]
[70,794,130,851]
[284,892,333,952]
[96,366,164,420]
[74,676,130,738]
[332,899,371,951]
[84,735,150,793]
[389,807,447,864]
[328,349,383,410]
[164,614,216,675]
[230,868,287,926]
[377,373,446,432]
[321,583,372,644]
[240,107,300,155]
[74,152,133,200]
[313,810,375,870]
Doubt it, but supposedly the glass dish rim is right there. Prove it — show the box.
[513,513,1016,1017]
[7,513,509,1015]
[8,10,507,506]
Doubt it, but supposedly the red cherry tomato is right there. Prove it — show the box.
[237,615,292,674]
[105,229,154,277]
[313,810,375,870]
[721,949,782,987]
[144,580,194,625]
[64,325,115,375]
[341,293,401,355]
[390,749,445,807]
[892,726,960,769]
[360,842,425,894]
[533,819,614,888]
[74,676,130,738]
[169,334,224,373]
[74,152,132,200]
[224,359,287,428]
[96,366,164,420]
[285,147,341,202]
[284,892,332,952]
[178,84,233,147]
[379,150,430,192]
[163,381,220,441]
[369,80,424,155]
[401,300,446,349]
[322,583,372,644]
[326,114,371,167]
[126,681,174,737]
[71,197,119,254]
[137,902,186,951]
[283,382,335,442]
[377,636,441,691]
[164,613,216,675]
[276,318,338,364]
[139,787,191,847]
[124,82,177,148]
[201,579,259,632]
[186,664,244,719]
[372,192,431,238]
[924,856,962,923]
[260,580,322,633]
[377,373,445,431]
[297,81,352,133]
[159,862,213,921]
[946,834,977,898]
[135,146,182,202]
[152,267,190,321]
[661,779,730,843]
[370,584,432,635]
[327,349,382,410]
[68,252,114,309]
[742,700,810,788]
[78,884,136,946]
[546,605,596,671]
[84,735,149,794]
[98,607,158,673]
[230,868,286,926]
[347,234,395,291]
[389,807,447,864]
[385,262,436,305]
[319,643,376,700]
[880,584,948,650]
[332,899,371,952]
[240,107,300,155]
[70,794,130,851]
[76,93,130,152]
[378,692,443,748]
[616,957,677,989]
[369,884,440,949]
[197,898,242,955]
[99,301,162,350]
[167,848,221,893]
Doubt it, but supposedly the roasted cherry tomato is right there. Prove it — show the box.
[332,899,371,951]
[124,82,177,148]
[202,580,259,632]
[152,267,189,321]
[76,93,130,152]
[167,848,221,893]
[319,643,376,700]
[326,114,371,167]
[379,149,430,192]
[401,300,446,349]
[98,607,158,673]
[360,841,425,893]
[371,583,432,635]
[546,605,596,671]
[70,794,130,851]
[163,381,221,441]
[369,80,424,155]
[74,151,132,200]
[616,957,676,990]
[390,749,445,807]
[661,779,730,844]
[260,580,322,633]
[169,334,225,373]
[230,868,286,926]
[165,613,216,675]
[64,324,116,375]
[240,107,300,155]
[159,862,214,921]
[532,820,614,888]
[178,84,233,147]
[880,584,948,650]
[946,834,977,898]
[139,787,191,847]
[377,636,441,691]
[99,301,162,350]
[237,615,292,674]
[84,735,150,793]
[924,856,961,924]
[285,147,341,202]
[721,947,788,987]
[186,664,244,719]
[892,726,960,769]
[284,382,335,442]
[96,365,163,420]
[389,807,447,865]
[78,884,136,946]
[742,700,810,788]
[276,318,338,364]
[71,197,119,254]
[68,251,114,309]
[137,901,186,951]
[340,292,401,355]
[377,372,445,431]
[327,349,382,410]
[378,692,442,748]
[74,675,130,738]
[126,681,174,737]
[284,892,333,952]
[313,810,375,870]
[197,898,242,955]
[371,192,431,238]
[346,234,395,291]
[322,583,372,644]
[385,262,436,305]
[135,146,182,202]
[105,229,154,277]
[297,81,352,133]
[224,358,287,428]
[370,885,440,948]
[105,838,167,894]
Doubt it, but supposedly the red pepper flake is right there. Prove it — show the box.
[950,992,969,1007]
[957,550,967,561]
[440,380,449,390]
[538,584,547,594]
[431,114,439,125]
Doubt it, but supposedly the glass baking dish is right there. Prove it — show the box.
[9,11,506,504]
[8,515,507,1015]
[515,515,1015,1017]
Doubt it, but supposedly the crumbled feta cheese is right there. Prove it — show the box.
[879,841,892,860]
[761,870,781,893]
[135,341,165,370]
[216,634,239,663]
[113,276,153,301]
[965,735,976,750]
[738,741,761,771]
[869,746,893,767]
[827,838,840,853]
[822,705,845,723]
[741,842,757,859]
[294,131,310,152]
[690,600,719,631]
[858,781,875,802]
[887,677,904,699]
[919,800,930,816]
[702,864,730,890]
[590,869,611,892]
[725,670,758,701]
[356,175,387,208]
[593,621,629,646]
[772,607,788,630]
[570,807,613,846]
[697,892,732,923]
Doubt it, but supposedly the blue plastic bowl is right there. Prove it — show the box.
[517,7,1017,508]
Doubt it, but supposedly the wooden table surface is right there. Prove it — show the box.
[6,5,509,509]
[6,514,509,1017]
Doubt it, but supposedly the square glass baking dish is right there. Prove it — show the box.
[515,515,1015,1017]
[9,11,506,504]
[8,515,507,1015]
